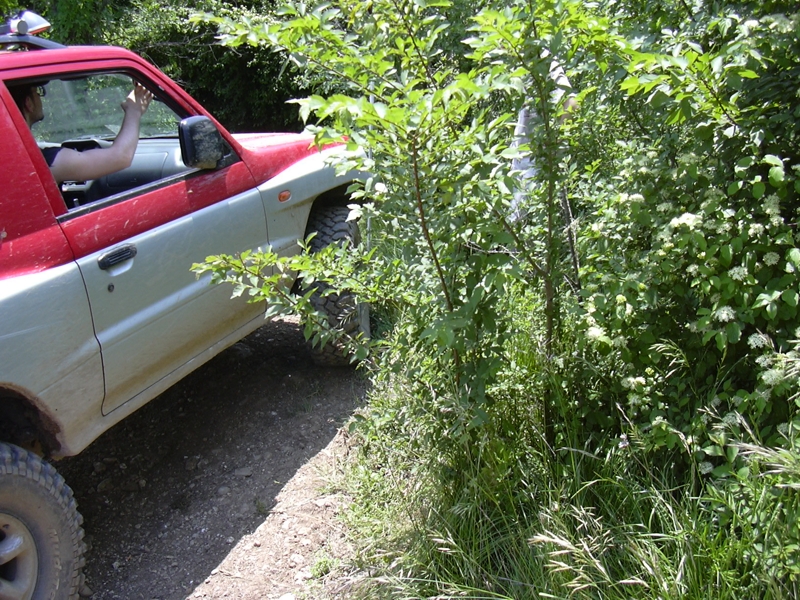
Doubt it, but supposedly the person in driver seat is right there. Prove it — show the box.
[10,81,153,184]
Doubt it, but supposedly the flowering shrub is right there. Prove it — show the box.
[573,4,800,464]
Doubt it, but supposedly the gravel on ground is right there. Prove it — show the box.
[59,316,367,599]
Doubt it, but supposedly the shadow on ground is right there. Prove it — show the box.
[59,317,366,600]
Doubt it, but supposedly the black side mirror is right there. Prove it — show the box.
[179,116,224,169]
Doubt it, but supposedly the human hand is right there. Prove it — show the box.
[121,82,153,116]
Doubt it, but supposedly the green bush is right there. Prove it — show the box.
[196,0,800,596]
[569,2,800,463]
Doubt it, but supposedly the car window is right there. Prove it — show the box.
[10,72,199,210]
[35,73,179,144]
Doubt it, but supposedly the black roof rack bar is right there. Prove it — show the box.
[0,34,66,49]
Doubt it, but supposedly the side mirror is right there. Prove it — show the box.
[179,116,224,170]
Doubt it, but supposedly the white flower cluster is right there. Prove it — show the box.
[670,212,703,230]
[748,223,765,237]
[763,194,783,228]
[755,355,773,368]
[713,306,736,322]
[587,326,606,341]
[747,333,770,349]
[761,368,784,387]
[764,195,780,215]
[728,266,747,281]
[621,376,646,390]
[764,252,780,266]
[715,221,733,234]
[655,228,673,243]
[722,412,739,425]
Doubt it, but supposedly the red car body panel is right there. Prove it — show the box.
[0,89,74,277]
[59,162,258,259]
[0,45,324,277]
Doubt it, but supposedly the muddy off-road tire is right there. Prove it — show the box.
[305,205,370,366]
[0,443,85,600]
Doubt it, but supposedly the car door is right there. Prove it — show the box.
[47,73,268,415]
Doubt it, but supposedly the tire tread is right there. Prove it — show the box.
[304,205,367,366]
[0,442,86,600]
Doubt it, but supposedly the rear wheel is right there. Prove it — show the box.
[0,443,85,600]
[304,205,370,366]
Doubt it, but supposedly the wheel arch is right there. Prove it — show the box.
[0,386,62,457]
[310,181,362,212]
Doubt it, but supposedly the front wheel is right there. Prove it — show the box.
[0,443,86,600]
[304,205,370,366]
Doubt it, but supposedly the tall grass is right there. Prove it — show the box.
[335,302,800,599]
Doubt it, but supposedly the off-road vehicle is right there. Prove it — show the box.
[0,12,365,598]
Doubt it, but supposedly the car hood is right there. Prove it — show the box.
[231,132,324,183]
[232,132,316,151]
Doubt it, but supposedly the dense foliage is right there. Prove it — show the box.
[171,0,800,596]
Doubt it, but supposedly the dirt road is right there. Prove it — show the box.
[59,316,367,599]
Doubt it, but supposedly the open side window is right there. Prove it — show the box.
[11,71,220,209]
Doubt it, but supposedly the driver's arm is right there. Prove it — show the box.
[49,83,153,184]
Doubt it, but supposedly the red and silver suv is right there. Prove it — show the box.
[0,14,364,598]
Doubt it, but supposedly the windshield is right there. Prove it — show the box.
[33,73,180,143]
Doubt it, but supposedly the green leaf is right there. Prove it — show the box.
[767,302,778,320]
[769,166,785,187]
[789,249,800,267]
[728,180,743,195]
[720,245,733,267]
[735,157,754,173]
[620,76,643,95]
[726,322,741,344]
[712,464,732,477]
[716,331,727,351]
[753,291,781,308]
[703,444,725,457]
[752,181,766,198]
[782,289,798,308]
